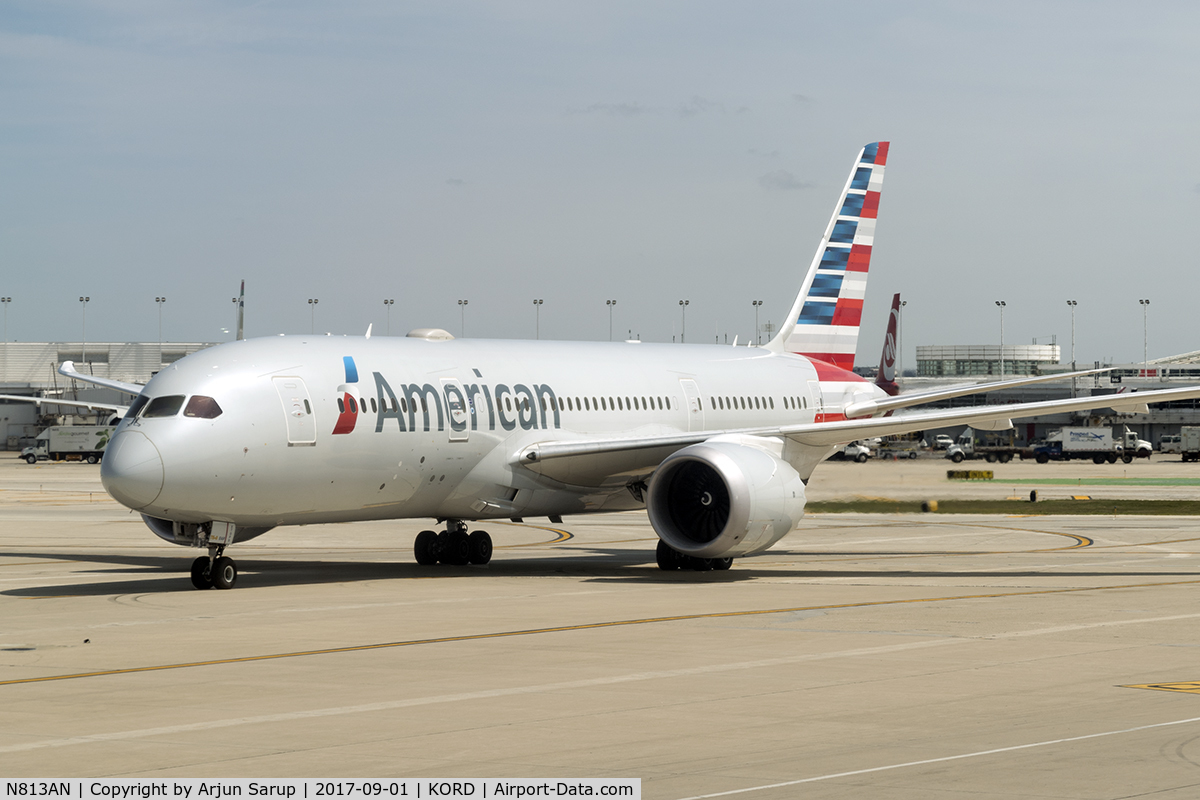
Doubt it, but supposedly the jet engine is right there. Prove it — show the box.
[646,438,806,559]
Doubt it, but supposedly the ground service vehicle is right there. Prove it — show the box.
[831,441,873,463]
[1180,427,1200,461]
[945,429,1019,463]
[21,426,115,464]
[1032,426,1149,464]
[1160,434,1181,454]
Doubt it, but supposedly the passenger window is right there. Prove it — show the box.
[304,399,312,414]
[143,395,185,418]
[370,398,378,413]
[125,395,150,419]
[349,397,358,413]
[184,395,223,419]
[625,397,631,410]
[608,397,614,410]
[754,397,760,409]
[401,398,408,413]
[338,398,346,413]
[768,397,774,410]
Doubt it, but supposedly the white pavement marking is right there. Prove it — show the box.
[4,611,1200,756]
[671,716,1200,799]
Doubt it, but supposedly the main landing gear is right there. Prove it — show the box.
[190,546,238,590]
[655,540,734,572]
[414,521,493,567]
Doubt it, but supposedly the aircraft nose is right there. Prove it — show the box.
[101,430,165,509]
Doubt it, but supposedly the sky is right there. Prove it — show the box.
[2,1,1198,367]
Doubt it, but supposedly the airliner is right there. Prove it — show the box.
[28,142,1200,590]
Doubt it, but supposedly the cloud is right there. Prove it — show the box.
[759,170,811,191]
[677,95,725,117]
[573,102,653,117]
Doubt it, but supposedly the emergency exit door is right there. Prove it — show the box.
[273,377,317,446]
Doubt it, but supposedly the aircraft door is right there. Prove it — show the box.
[273,377,317,446]
[807,380,824,421]
[441,378,469,442]
[679,379,705,432]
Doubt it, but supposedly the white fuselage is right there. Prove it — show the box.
[100,335,886,529]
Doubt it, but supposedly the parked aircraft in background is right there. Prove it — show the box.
[27,142,1200,590]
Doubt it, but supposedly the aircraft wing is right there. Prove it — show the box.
[0,394,130,416]
[842,367,1111,418]
[515,383,1200,483]
[58,361,144,395]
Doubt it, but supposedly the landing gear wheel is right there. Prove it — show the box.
[710,557,734,571]
[468,531,493,565]
[211,556,237,590]
[190,556,212,590]
[441,531,471,566]
[24,454,36,464]
[414,530,438,565]
[656,540,681,571]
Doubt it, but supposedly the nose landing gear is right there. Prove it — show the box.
[188,522,240,589]
[414,521,493,566]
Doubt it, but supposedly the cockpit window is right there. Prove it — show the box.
[125,395,151,419]
[143,395,186,418]
[184,395,223,419]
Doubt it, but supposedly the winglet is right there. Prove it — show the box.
[767,141,889,370]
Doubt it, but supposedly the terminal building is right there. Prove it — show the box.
[0,341,217,449]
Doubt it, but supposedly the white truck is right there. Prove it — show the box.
[21,426,115,464]
[945,429,1020,464]
[1179,427,1200,462]
[1031,426,1150,464]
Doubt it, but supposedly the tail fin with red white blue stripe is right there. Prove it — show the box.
[766,142,888,370]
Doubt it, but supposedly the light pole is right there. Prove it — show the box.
[307,298,318,334]
[79,296,90,367]
[1140,298,1150,369]
[458,299,468,337]
[1,297,10,382]
[533,299,543,339]
[606,300,617,342]
[1067,299,1078,397]
[155,297,167,364]
[231,296,239,340]
[751,300,763,344]
[679,299,689,343]
[383,299,394,336]
[994,300,1006,380]
[899,299,907,377]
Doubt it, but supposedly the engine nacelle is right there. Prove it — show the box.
[647,439,806,558]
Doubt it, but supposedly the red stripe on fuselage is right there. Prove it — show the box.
[808,358,866,381]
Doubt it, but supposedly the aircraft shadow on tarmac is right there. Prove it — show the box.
[3,547,1200,596]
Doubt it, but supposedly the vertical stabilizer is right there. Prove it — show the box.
[236,280,245,341]
[766,142,889,370]
[875,293,901,396]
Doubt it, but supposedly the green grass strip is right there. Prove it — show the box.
[807,499,1200,515]
[1002,477,1200,486]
